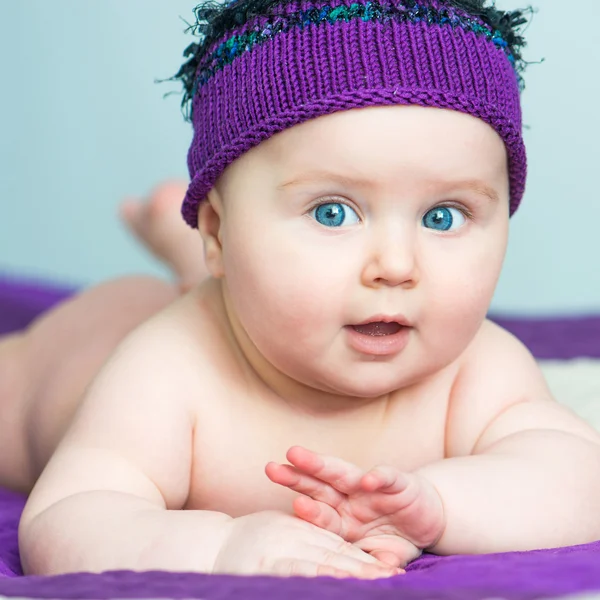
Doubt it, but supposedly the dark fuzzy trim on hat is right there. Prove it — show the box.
[172,0,532,119]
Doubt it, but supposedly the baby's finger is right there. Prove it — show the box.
[314,544,402,579]
[361,466,410,494]
[265,462,346,507]
[272,558,397,580]
[286,446,365,494]
[293,495,344,535]
[370,550,407,571]
[355,535,422,569]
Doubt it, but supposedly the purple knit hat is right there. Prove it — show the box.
[181,0,527,228]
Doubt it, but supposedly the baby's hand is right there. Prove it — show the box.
[265,447,446,568]
[213,510,402,579]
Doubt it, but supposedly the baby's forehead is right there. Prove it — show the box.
[255,106,508,185]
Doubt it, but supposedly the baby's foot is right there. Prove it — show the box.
[120,181,210,292]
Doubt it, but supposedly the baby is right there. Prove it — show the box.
[3,0,600,581]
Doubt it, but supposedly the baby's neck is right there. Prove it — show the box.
[252,359,392,418]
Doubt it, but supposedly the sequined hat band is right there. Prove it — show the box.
[182,0,527,227]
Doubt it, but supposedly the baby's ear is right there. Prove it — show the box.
[197,192,224,278]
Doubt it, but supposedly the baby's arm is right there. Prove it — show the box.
[419,322,600,555]
[19,308,232,575]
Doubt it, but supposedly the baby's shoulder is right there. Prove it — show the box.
[444,319,551,456]
[107,279,240,409]
[459,318,541,380]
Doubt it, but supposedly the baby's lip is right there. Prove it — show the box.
[351,314,412,328]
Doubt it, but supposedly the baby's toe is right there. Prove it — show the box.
[147,181,188,219]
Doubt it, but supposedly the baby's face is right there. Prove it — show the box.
[209,105,509,399]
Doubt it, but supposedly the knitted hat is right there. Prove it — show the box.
[181,0,527,228]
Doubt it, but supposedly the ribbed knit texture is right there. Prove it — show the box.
[182,0,526,227]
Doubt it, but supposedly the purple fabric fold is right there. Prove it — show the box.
[492,316,600,360]
[0,275,76,335]
[1,275,600,599]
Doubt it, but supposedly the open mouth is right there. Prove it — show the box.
[345,320,412,356]
[351,321,404,336]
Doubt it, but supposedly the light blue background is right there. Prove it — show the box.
[1,0,598,315]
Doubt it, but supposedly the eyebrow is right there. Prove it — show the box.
[277,171,500,203]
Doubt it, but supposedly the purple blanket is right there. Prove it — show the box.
[1,274,600,599]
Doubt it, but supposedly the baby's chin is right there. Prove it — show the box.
[309,368,419,401]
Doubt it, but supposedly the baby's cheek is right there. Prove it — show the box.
[229,258,320,336]
[441,239,504,307]
[421,272,493,360]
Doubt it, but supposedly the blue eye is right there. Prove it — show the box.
[311,203,360,228]
[422,206,466,231]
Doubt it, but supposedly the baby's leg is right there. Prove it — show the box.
[120,180,209,293]
[0,276,178,493]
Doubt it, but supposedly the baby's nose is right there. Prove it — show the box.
[361,230,419,288]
